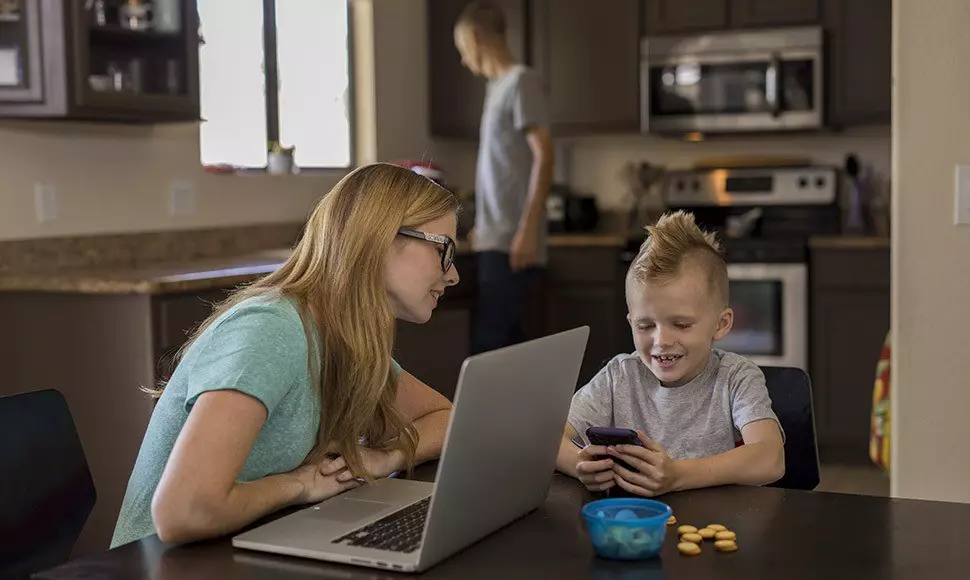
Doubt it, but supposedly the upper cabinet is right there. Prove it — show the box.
[428,0,640,138]
[427,0,528,139]
[428,0,890,138]
[644,0,819,34]
[530,0,640,135]
[730,0,820,28]
[0,0,199,122]
[824,0,892,128]
[643,0,730,35]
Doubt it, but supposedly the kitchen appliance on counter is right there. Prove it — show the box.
[622,165,840,370]
[547,184,600,234]
[641,27,824,134]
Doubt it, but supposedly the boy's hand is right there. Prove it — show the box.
[608,431,681,497]
[575,444,616,492]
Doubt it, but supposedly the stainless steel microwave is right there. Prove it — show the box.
[641,27,824,134]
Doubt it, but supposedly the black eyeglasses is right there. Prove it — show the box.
[397,228,457,273]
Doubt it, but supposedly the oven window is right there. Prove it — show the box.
[716,280,783,356]
[649,59,815,116]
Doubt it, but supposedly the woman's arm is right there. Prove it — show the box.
[152,390,355,544]
[394,370,453,465]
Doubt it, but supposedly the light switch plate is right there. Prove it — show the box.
[955,166,970,225]
[169,181,196,217]
[34,183,58,223]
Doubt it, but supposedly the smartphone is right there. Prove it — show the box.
[585,427,643,473]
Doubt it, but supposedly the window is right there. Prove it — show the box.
[198,0,352,170]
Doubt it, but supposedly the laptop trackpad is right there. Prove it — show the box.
[311,499,391,524]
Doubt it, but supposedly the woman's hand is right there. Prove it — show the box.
[320,447,407,482]
[288,462,361,504]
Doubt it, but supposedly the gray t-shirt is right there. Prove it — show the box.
[568,349,783,460]
[474,64,550,263]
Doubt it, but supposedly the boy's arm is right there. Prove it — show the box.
[610,421,785,496]
[668,420,785,490]
[555,424,582,478]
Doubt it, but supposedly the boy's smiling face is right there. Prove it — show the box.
[626,259,733,387]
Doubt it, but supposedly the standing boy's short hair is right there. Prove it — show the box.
[628,211,729,308]
[456,1,507,40]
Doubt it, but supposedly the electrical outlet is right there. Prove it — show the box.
[34,183,58,223]
[955,166,970,226]
[169,181,196,217]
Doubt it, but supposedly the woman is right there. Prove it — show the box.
[111,164,460,547]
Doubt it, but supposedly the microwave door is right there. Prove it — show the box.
[643,52,822,133]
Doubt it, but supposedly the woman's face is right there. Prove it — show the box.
[385,213,460,324]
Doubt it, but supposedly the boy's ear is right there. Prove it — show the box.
[713,307,734,341]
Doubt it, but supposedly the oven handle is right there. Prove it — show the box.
[766,52,782,118]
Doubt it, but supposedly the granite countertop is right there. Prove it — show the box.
[0,233,629,295]
[809,235,891,250]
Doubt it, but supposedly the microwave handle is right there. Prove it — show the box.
[766,53,782,117]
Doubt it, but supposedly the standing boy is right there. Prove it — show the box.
[454,1,554,353]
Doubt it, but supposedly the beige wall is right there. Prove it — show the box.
[0,121,338,242]
[890,0,970,503]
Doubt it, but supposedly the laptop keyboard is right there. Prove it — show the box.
[332,497,430,553]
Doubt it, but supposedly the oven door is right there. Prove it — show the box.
[641,29,823,134]
[716,263,807,370]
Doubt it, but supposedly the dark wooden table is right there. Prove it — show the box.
[36,464,969,580]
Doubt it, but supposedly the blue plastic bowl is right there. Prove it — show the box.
[581,498,673,561]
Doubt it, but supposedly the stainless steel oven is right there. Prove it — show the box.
[641,27,824,134]
[660,165,841,371]
[719,263,807,369]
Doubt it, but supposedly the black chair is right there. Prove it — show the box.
[0,390,96,580]
[760,366,821,491]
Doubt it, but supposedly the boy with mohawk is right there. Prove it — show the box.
[556,211,785,496]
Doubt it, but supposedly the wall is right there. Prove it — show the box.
[0,120,337,243]
[890,0,970,503]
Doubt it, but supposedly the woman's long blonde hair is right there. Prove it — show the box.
[156,163,460,479]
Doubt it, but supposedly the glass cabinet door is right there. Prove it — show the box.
[0,0,43,101]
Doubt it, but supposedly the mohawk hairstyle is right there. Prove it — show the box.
[629,210,729,307]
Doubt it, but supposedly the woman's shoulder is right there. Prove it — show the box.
[202,294,309,348]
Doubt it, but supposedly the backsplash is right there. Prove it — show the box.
[0,222,304,275]
[431,125,891,212]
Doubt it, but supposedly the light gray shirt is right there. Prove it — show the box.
[568,349,783,460]
[474,64,550,263]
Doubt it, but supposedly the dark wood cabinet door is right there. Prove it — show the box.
[395,306,472,401]
[810,248,891,464]
[427,0,527,139]
[730,0,820,28]
[811,290,889,462]
[544,285,624,389]
[643,0,730,35]
[824,0,892,127]
[530,0,640,134]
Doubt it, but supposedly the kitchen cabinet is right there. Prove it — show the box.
[644,0,819,34]
[0,0,199,122]
[643,0,730,35]
[427,0,528,139]
[0,285,228,557]
[427,0,640,138]
[530,0,641,134]
[543,247,628,388]
[730,0,819,28]
[824,0,892,127]
[810,246,890,464]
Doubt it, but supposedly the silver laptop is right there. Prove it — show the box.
[232,326,589,573]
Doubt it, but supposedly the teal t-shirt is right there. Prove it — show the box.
[111,295,401,548]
